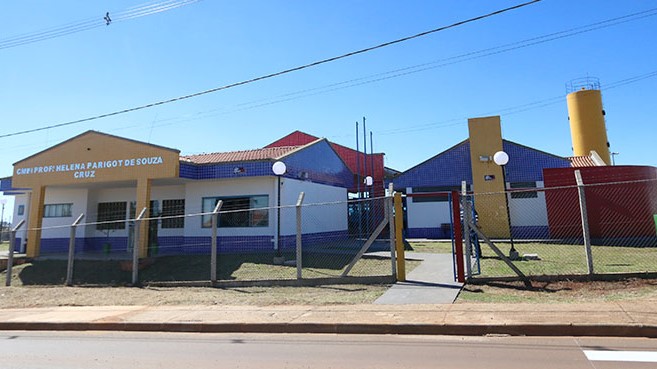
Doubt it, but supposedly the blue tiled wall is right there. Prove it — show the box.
[392,140,571,190]
[179,140,353,189]
[406,227,451,239]
[0,177,12,191]
[502,141,571,183]
[36,231,351,256]
[283,140,353,188]
[393,141,473,189]
[406,225,549,240]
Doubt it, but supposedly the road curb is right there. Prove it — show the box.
[0,322,656,338]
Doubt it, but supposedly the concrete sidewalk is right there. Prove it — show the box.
[0,301,656,337]
[375,253,462,304]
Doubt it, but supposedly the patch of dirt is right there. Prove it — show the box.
[459,278,657,303]
[0,284,391,309]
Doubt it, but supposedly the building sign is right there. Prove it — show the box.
[15,156,165,179]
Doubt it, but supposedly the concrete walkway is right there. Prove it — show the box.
[375,253,463,304]
[0,301,656,337]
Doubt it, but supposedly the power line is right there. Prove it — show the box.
[0,0,542,140]
[346,68,657,138]
[0,0,200,50]
[4,66,656,158]
[97,5,657,131]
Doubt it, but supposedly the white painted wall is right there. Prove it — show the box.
[11,193,29,251]
[405,187,452,229]
[183,177,275,237]
[281,177,348,235]
[41,188,89,239]
[508,181,548,227]
[12,177,348,247]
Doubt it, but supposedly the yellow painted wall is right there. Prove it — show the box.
[468,116,510,238]
[12,131,180,258]
[567,89,611,165]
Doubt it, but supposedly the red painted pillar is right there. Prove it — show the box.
[452,191,465,283]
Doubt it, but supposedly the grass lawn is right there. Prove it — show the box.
[474,241,657,277]
[0,249,412,308]
[0,241,8,252]
[407,239,657,277]
[2,250,416,286]
[457,278,657,303]
[406,240,453,254]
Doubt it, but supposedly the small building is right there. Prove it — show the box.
[392,116,572,239]
[4,131,353,258]
[266,130,386,198]
[544,165,657,240]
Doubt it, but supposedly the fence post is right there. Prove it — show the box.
[386,185,397,280]
[295,192,305,280]
[211,200,223,284]
[575,170,594,275]
[393,190,405,282]
[461,181,472,279]
[451,190,465,283]
[65,213,85,286]
[132,207,147,286]
[5,219,25,287]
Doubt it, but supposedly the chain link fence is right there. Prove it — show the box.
[463,177,657,280]
[4,195,396,287]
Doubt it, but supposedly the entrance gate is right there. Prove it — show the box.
[403,191,472,283]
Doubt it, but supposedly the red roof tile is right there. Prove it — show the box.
[181,146,300,164]
[568,156,597,167]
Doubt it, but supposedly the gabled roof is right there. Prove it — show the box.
[266,130,385,155]
[13,130,180,165]
[394,139,469,176]
[180,138,335,165]
[181,145,301,164]
[265,130,319,148]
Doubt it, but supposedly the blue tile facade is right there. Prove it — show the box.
[36,231,351,256]
[392,141,473,189]
[0,177,11,191]
[502,141,571,183]
[392,139,571,239]
[392,140,571,191]
[179,140,353,189]
[282,140,353,188]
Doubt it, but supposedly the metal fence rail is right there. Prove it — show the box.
[4,195,397,287]
[463,176,657,280]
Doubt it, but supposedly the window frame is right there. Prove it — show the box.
[411,186,460,203]
[509,181,539,199]
[43,203,73,218]
[161,199,185,229]
[201,195,269,228]
[96,201,127,230]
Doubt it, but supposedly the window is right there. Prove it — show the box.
[411,186,460,203]
[17,205,25,216]
[202,195,269,228]
[510,182,538,199]
[97,202,127,230]
[161,199,185,229]
[43,203,72,218]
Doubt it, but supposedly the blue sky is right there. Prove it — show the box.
[1,0,656,218]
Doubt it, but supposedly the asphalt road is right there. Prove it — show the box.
[1,332,656,369]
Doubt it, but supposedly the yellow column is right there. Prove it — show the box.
[394,192,406,282]
[468,116,510,238]
[26,186,46,258]
[136,178,152,258]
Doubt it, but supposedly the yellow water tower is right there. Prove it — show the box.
[566,77,611,165]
